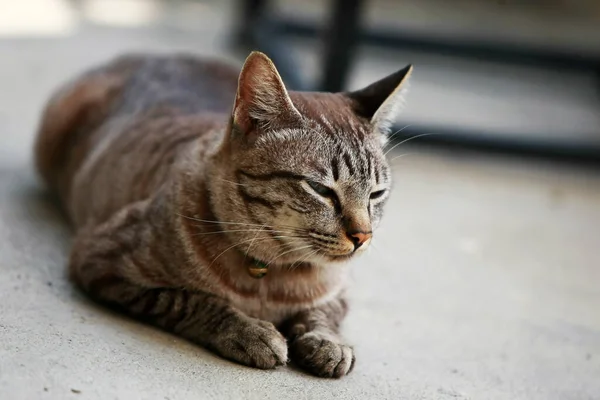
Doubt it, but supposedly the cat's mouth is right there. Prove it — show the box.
[320,245,369,262]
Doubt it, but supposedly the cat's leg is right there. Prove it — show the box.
[69,202,287,369]
[281,297,355,378]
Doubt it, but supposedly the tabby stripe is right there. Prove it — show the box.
[310,236,337,245]
[288,204,307,213]
[312,164,329,177]
[210,311,233,334]
[136,289,172,321]
[309,230,337,238]
[166,290,189,331]
[266,227,286,244]
[356,152,365,176]
[202,300,231,333]
[342,153,355,175]
[129,255,165,286]
[122,290,149,312]
[148,246,172,282]
[140,290,162,315]
[238,169,304,181]
[120,285,161,315]
[238,186,281,210]
[133,133,197,198]
[374,164,381,184]
[158,291,179,330]
[269,287,327,303]
[382,169,390,184]
[161,130,198,154]
[361,151,370,176]
[86,272,124,299]
[87,276,157,317]
[174,294,203,333]
[97,237,137,260]
[332,197,342,215]
[331,155,340,181]
[179,213,261,299]
[151,290,177,319]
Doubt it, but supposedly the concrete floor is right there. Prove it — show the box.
[1,1,600,399]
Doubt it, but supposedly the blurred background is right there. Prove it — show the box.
[1,1,599,399]
[2,0,600,163]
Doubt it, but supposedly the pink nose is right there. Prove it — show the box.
[347,231,372,250]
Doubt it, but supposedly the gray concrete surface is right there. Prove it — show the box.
[2,1,600,399]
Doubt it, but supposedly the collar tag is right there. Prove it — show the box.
[248,259,268,279]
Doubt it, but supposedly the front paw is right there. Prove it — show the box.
[211,319,288,369]
[290,332,355,378]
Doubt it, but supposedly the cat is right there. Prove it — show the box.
[34,51,412,378]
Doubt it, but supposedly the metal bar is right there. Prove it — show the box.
[234,1,600,165]
[274,18,600,73]
[387,124,600,166]
[249,23,307,91]
[234,0,306,90]
[318,0,365,92]
[235,0,268,46]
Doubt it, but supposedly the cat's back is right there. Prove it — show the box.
[115,54,239,115]
[35,53,240,226]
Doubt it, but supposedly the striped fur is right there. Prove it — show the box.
[34,51,412,377]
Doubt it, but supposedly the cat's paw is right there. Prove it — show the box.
[290,332,355,378]
[212,318,288,369]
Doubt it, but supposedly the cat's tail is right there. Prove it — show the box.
[33,71,124,197]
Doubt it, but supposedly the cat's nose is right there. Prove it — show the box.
[346,231,372,250]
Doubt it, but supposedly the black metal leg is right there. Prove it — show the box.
[276,17,600,74]
[389,124,600,166]
[318,0,365,92]
[233,0,600,165]
[235,0,268,46]
[233,0,306,90]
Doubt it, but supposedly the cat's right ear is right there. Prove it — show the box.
[231,51,302,139]
[346,65,413,138]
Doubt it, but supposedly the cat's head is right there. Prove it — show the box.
[209,51,412,267]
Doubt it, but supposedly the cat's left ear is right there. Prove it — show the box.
[232,51,302,138]
[346,65,413,138]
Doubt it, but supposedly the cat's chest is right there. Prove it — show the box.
[223,267,348,324]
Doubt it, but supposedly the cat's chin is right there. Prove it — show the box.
[326,253,356,263]
[325,247,370,263]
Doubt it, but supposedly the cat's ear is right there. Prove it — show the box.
[346,65,413,135]
[232,51,302,136]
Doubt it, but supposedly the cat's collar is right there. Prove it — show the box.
[245,254,313,279]
[247,257,268,279]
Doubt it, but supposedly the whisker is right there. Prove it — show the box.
[244,224,268,264]
[219,178,248,187]
[179,215,236,224]
[290,248,320,271]
[177,213,306,233]
[190,228,302,237]
[390,152,415,163]
[177,214,268,227]
[208,236,275,268]
[383,133,439,157]
[209,234,307,269]
[265,244,313,268]
[383,124,413,150]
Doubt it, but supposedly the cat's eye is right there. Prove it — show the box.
[370,189,387,200]
[306,180,335,198]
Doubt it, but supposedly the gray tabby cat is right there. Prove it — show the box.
[34,51,412,378]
